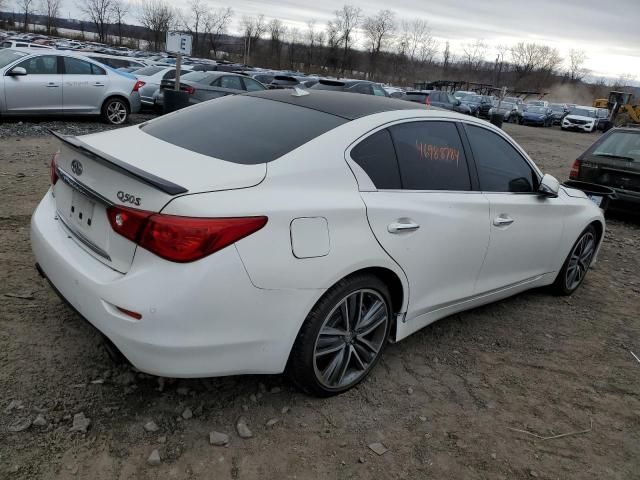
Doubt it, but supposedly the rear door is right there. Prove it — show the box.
[463,123,564,292]
[354,120,490,320]
[61,56,109,113]
[4,54,62,113]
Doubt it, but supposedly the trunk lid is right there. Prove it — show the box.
[51,126,266,273]
[579,155,640,193]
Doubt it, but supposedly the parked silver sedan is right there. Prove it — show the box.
[0,48,141,124]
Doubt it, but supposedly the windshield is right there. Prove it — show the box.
[550,104,564,111]
[0,49,28,69]
[592,132,640,161]
[528,101,544,106]
[498,102,514,109]
[570,108,596,118]
[527,106,546,114]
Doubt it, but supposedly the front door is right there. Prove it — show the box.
[4,55,62,114]
[463,123,564,293]
[351,121,491,321]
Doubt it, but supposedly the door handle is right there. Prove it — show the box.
[93,82,105,86]
[388,222,420,234]
[46,83,59,87]
[493,215,514,227]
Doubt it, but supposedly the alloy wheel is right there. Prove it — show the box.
[313,289,388,389]
[106,101,127,124]
[565,231,596,291]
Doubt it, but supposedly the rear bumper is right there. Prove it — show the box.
[31,192,322,377]
[129,92,141,114]
[611,188,640,204]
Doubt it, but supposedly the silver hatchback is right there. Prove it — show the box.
[0,48,141,124]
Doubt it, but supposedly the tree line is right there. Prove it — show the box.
[4,0,637,92]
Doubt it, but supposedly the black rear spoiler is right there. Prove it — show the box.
[49,129,188,196]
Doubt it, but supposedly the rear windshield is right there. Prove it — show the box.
[141,95,347,164]
[592,132,640,162]
[135,66,164,76]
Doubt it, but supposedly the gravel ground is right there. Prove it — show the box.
[0,122,639,479]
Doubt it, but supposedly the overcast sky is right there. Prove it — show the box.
[60,0,640,81]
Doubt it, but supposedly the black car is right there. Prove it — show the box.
[570,127,640,207]
[157,71,266,108]
[459,94,494,118]
[310,79,389,96]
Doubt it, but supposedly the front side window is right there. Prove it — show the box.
[372,84,387,97]
[350,129,401,189]
[465,125,537,193]
[15,55,58,74]
[389,121,471,191]
[63,57,93,75]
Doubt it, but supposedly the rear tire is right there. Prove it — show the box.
[551,225,598,296]
[101,97,130,125]
[287,274,392,397]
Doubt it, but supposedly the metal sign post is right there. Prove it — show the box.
[166,32,193,92]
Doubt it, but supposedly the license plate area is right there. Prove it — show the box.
[70,189,96,230]
[587,194,603,207]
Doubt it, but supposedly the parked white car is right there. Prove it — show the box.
[562,106,599,133]
[133,65,193,108]
[0,48,142,124]
[31,90,605,396]
[0,39,53,49]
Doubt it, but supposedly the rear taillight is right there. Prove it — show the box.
[569,159,581,179]
[50,151,59,185]
[183,85,195,94]
[107,205,267,263]
[132,80,145,92]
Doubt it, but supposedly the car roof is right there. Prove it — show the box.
[244,89,426,120]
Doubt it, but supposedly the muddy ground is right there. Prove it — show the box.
[1,119,639,479]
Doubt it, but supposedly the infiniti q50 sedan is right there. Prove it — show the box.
[31,90,605,396]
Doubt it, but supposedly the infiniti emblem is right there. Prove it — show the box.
[71,159,83,176]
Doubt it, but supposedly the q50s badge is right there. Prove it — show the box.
[117,191,142,206]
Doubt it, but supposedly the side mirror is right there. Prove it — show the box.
[538,174,560,198]
[8,67,27,76]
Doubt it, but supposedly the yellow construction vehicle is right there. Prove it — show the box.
[593,91,640,129]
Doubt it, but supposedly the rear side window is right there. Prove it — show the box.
[135,66,164,76]
[63,57,93,75]
[389,121,471,191]
[465,125,537,192]
[220,75,243,90]
[350,129,401,189]
[243,77,265,92]
[141,95,347,164]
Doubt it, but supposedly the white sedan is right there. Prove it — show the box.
[31,90,605,396]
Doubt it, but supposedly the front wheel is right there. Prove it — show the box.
[287,274,392,397]
[551,225,598,295]
[101,97,130,125]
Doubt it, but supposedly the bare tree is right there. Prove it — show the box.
[568,49,587,82]
[111,0,129,45]
[494,43,509,85]
[182,0,206,55]
[304,20,317,68]
[333,5,362,75]
[16,0,35,32]
[462,39,488,72]
[78,0,112,43]
[40,0,62,34]
[286,27,299,69]
[137,0,176,51]
[203,7,232,58]
[363,9,395,76]
[241,14,266,64]
[268,18,285,68]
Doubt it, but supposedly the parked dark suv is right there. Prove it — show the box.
[570,127,640,207]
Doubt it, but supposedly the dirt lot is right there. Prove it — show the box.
[1,120,639,479]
